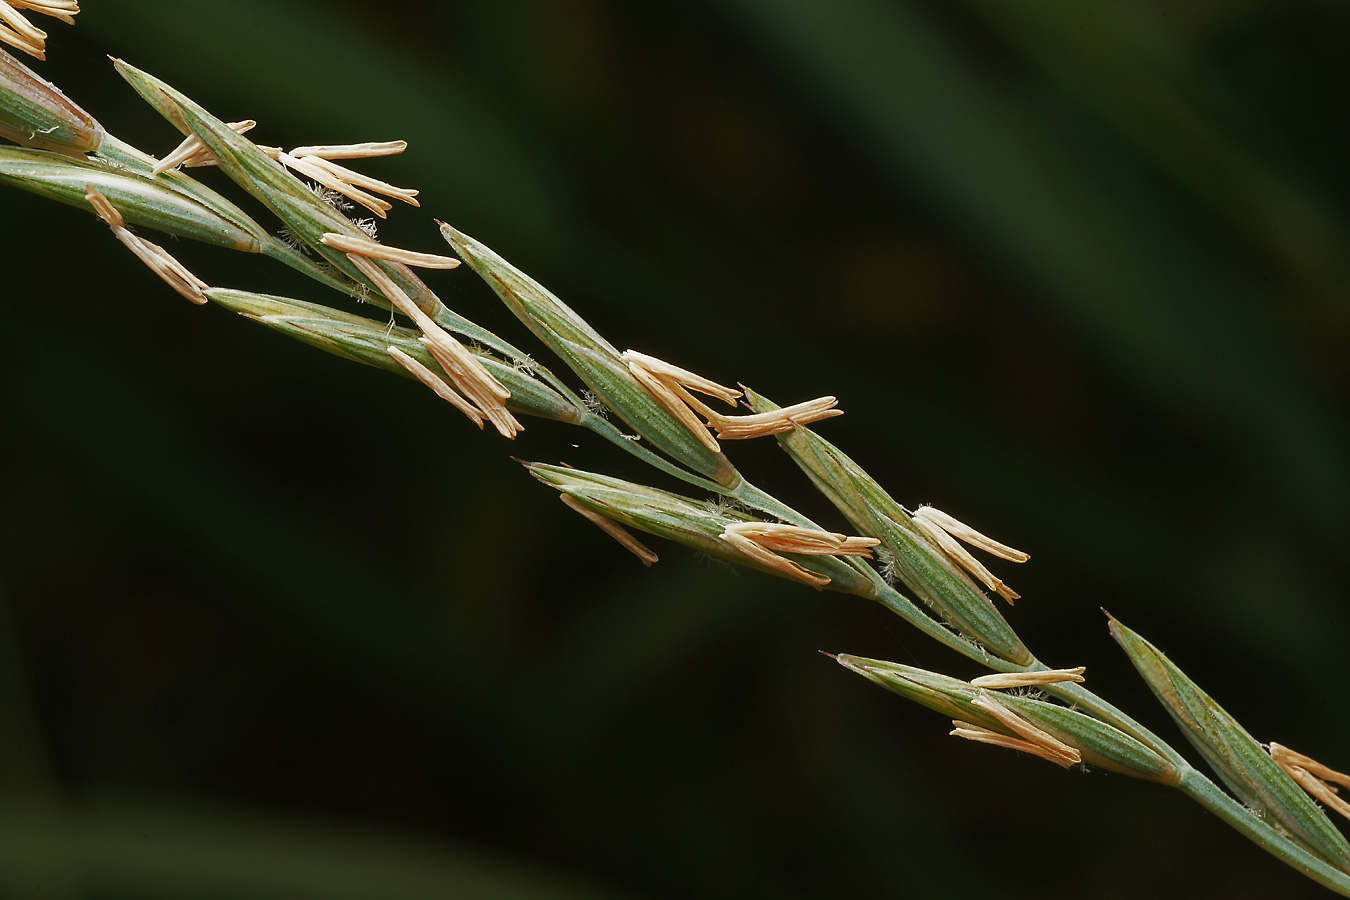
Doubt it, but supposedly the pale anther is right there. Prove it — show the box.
[288,141,407,159]
[1282,766,1350,823]
[912,506,1027,604]
[84,186,123,228]
[153,120,255,175]
[0,3,43,41]
[622,351,742,405]
[85,186,209,305]
[915,506,1029,562]
[346,253,521,439]
[622,350,739,452]
[0,2,47,59]
[970,692,1080,767]
[0,0,80,58]
[719,521,880,591]
[621,350,842,449]
[561,494,659,567]
[712,396,842,440]
[951,720,1080,769]
[1270,744,1350,788]
[321,232,459,269]
[625,357,724,452]
[418,334,520,438]
[275,143,419,218]
[386,346,483,428]
[723,522,879,557]
[971,667,1086,689]
[720,528,831,589]
[279,152,393,217]
[1270,743,1350,822]
[304,157,419,206]
[11,1,78,25]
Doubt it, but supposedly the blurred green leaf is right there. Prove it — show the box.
[0,798,644,900]
[714,0,1350,531]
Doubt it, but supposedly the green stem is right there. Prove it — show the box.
[1179,768,1350,896]
[727,480,820,529]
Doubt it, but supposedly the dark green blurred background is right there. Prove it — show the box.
[3,1,1349,897]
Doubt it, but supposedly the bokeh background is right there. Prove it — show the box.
[3,0,1349,897]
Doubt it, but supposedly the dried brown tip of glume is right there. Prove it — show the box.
[320,232,459,269]
[153,119,255,175]
[912,506,1028,604]
[1270,744,1350,822]
[560,494,659,567]
[85,186,209,304]
[386,346,483,428]
[347,253,521,438]
[970,667,1086,689]
[719,522,880,590]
